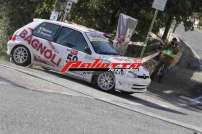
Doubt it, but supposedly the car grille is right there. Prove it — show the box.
[137,75,149,79]
[132,84,147,90]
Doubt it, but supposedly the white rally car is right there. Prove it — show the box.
[7,19,151,94]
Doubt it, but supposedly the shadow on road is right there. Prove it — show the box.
[147,39,202,112]
[149,74,202,112]
[110,91,187,115]
[37,68,187,115]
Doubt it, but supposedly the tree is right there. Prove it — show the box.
[0,5,9,51]
[0,0,41,54]
[34,0,55,19]
[160,0,195,40]
[70,0,154,41]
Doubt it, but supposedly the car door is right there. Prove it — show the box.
[32,22,64,70]
[55,26,94,81]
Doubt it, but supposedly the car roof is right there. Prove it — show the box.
[33,18,98,33]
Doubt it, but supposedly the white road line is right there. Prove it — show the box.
[193,96,202,104]
[0,81,10,85]
[180,96,202,105]
[0,64,202,133]
[133,93,180,110]
[179,96,193,102]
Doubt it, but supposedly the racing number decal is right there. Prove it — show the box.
[67,54,78,62]
[66,49,78,62]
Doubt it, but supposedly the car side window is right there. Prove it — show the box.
[56,27,90,53]
[33,22,60,41]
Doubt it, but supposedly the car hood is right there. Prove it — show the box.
[99,55,141,64]
[99,55,149,76]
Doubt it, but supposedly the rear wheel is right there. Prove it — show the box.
[11,45,31,66]
[94,71,115,91]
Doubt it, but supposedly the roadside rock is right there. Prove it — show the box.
[178,39,201,70]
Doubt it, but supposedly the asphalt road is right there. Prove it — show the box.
[0,62,202,134]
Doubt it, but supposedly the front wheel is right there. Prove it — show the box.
[11,45,31,66]
[94,71,115,91]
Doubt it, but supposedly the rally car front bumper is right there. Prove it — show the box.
[115,76,151,93]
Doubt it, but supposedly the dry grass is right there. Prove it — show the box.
[0,48,9,63]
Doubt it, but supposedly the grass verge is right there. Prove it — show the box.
[0,49,9,63]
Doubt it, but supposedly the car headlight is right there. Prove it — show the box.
[127,70,138,78]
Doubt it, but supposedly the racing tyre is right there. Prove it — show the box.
[94,71,115,91]
[11,45,31,67]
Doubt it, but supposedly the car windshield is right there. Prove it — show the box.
[86,32,119,55]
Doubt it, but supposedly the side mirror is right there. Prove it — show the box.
[84,47,92,55]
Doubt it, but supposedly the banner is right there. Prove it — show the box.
[50,11,59,21]
[114,13,138,55]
